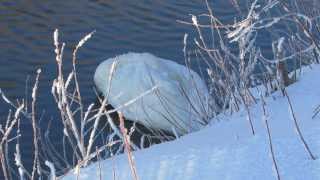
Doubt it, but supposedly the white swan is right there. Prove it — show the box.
[94,52,211,135]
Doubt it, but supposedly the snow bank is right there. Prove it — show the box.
[94,52,211,135]
[64,64,320,180]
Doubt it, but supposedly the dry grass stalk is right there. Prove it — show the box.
[31,68,42,179]
[118,112,139,180]
[45,160,57,180]
[284,89,316,160]
[278,0,320,52]
[0,101,24,180]
[52,29,86,159]
[96,147,102,180]
[72,31,95,148]
[179,0,320,123]
[261,95,281,180]
[312,105,320,119]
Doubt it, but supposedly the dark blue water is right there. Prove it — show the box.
[0,0,317,179]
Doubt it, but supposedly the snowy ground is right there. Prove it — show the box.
[62,64,320,180]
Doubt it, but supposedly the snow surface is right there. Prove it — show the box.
[65,64,320,180]
[94,52,211,135]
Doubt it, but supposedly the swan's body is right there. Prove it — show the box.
[94,52,210,135]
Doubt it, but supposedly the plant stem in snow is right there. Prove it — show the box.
[261,95,281,180]
[284,89,316,160]
[312,104,320,119]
